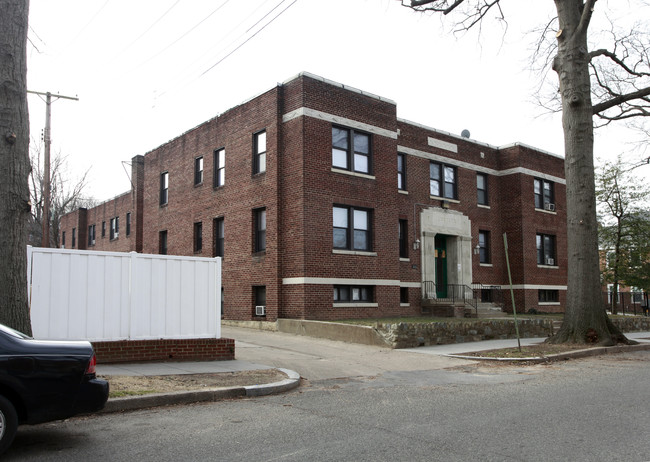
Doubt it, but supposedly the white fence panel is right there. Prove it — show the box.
[28,246,221,341]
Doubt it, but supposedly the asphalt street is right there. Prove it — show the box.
[6,328,650,461]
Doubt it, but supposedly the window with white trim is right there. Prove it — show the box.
[534,178,555,210]
[398,153,406,190]
[430,162,457,199]
[253,131,266,174]
[477,173,488,205]
[333,206,371,251]
[214,148,225,187]
[194,156,203,185]
[536,233,556,265]
[332,126,371,174]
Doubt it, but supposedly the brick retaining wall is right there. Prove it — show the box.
[93,338,235,363]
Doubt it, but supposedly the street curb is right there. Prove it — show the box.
[244,368,301,397]
[444,341,650,363]
[100,368,301,414]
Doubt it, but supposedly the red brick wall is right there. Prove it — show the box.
[92,338,235,363]
[59,72,568,321]
[141,87,282,321]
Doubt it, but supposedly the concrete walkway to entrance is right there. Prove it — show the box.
[222,326,472,382]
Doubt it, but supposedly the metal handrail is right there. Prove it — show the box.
[471,283,505,308]
[422,282,478,316]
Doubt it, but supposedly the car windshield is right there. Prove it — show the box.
[0,323,32,340]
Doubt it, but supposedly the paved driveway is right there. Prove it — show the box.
[222,325,473,381]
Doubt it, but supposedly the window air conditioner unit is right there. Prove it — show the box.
[544,203,556,212]
[255,305,266,316]
[545,257,555,266]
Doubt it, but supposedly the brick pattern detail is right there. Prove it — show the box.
[92,338,235,364]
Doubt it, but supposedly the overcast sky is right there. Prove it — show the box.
[26,0,644,202]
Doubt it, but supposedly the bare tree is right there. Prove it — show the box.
[0,0,32,334]
[28,141,94,248]
[401,0,650,344]
[597,157,650,312]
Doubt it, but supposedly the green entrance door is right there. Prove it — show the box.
[435,235,447,298]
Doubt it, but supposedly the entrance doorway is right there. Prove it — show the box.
[435,235,447,298]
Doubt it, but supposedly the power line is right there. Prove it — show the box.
[154,0,279,98]
[110,0,183,62]
[127,0,232,75]
[154,0,298,101]
[199,0,298,77]
[62,0,112,54]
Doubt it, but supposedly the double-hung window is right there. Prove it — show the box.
[160,172,169,206]
[397,153,406,190]
[214,217,224,257]
[72,228,76,248]
[194,156,203,185]
[534,178,555,210]
[430,162,457,199]
[333,206,371,251]
[101,221,106,238]
[110,217,119,240]
[214,148,225,187]
[159,230,168,255]
[194,222,203,253]
[88,224,96,246]
[126,212,131,236]
[254,208,266,252]
[478,230,490,264]
[332,126,371,174]
[399,219,408,258]
[536,233,556,266]
[253,131,266,174]
[254,286,266,316]
[477,173,488,205]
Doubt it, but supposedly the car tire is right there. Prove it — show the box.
[0,395,18,455]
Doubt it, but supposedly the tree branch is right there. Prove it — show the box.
[590,48,650,78]
[592,86,650,115]
[576,0,597,39]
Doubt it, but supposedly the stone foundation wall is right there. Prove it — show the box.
[611,317,650,333]
[374,319,554,349]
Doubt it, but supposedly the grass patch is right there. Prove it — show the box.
[461,343,592,358]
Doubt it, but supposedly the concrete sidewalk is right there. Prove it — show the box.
[96,359,301,414]
[402,331,650,359]
[95,329,650,414]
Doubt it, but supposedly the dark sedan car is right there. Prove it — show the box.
[0,323,109,453]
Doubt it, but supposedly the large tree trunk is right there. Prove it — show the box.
[0,0,32,335]
[549,0,627,345]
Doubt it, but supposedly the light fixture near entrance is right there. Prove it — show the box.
[474,243,480,255]
[413,239,420,250]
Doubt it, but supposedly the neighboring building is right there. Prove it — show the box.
[60,72,567,321]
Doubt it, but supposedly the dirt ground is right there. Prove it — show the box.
[460,343,598,358]
[100,369,289,398]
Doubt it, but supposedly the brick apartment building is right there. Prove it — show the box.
[60,72,567,321]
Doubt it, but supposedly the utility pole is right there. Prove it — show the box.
[27,91,78,247]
